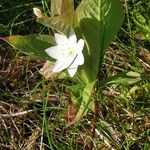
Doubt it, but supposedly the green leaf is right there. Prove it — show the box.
[51,0,62,16]
[133,10,150,40]
[37,11,76,35]
[51,0,74,17]
[68,81,96,126]
[133,10,150,33]
[99,71,141,88]
[37,0,76,35]
[76,0,124,82]
[1,35,55,60]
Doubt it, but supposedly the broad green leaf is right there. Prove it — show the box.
[66,84,85,105]
[60,0,74,15]
[51,0,74,17]
[68,81,96,126]
[76,0,124,82]
[1,35,55,60]
[51,0,62,16]
[37,11,76,35]
[37,0,76,35]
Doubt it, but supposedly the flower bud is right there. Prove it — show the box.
[33,8,43,18]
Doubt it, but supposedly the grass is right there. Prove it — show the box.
[0,0,150,149]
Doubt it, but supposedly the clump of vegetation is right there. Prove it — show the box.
[0,0,149,149]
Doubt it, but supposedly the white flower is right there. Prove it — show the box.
[45,28,84,77]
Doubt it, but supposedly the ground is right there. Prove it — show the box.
[0,0,150,149]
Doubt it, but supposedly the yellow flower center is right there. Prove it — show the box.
[68,49,75,57]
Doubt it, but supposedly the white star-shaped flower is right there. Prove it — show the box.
[45,28,84,77]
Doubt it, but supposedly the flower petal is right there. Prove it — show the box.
[77,53,84,65]
[68,28,77,44]
[69,52,84,69]
[44,28,85,77]
[54,33,69,46]
[45,46,63,60]
[53,57,74,72]
[66,53,84,77]
[67,67,77,77]
[76,39,84,53]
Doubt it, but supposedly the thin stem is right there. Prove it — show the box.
[89,91,98,150]
[124,0,136,50]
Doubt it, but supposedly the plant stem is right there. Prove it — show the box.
[89,92,98,150]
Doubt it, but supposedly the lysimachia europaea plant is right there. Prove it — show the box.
[2,0,141,126]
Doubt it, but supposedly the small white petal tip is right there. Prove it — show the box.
[33,8,43,18]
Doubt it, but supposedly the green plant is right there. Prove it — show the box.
[1,0,126,126]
